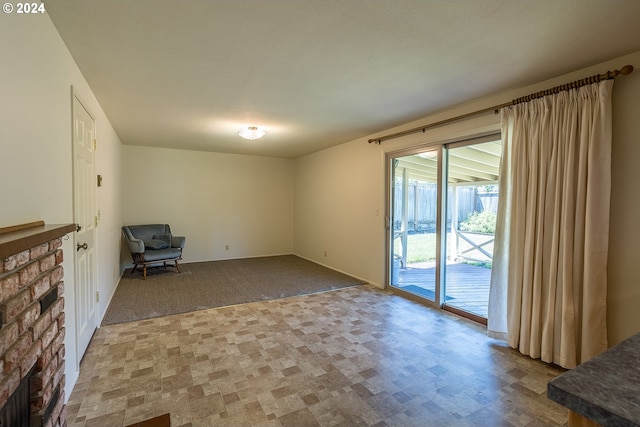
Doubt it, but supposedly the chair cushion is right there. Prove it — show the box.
[142,247,182,262]
[144,239,170,250]
[128,224,171,241]
[153,233,173,244]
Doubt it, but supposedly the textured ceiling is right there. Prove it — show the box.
[44,0,640,158]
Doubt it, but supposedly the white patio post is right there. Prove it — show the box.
[401,167,409,267]
[451,183,459,261]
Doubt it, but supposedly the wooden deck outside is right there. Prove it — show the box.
[393,262,491,318]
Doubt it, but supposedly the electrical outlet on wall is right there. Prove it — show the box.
[225,245,229,251]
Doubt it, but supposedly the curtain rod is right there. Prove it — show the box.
[369,64,634,145]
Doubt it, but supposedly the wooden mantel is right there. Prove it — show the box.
[0,221,76,259]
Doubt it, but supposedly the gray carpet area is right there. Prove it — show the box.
[101,255,367,325]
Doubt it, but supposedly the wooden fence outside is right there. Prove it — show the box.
[393,182,498,233]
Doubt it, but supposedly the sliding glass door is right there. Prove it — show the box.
[389,148,442,303]
[387,135,501,321]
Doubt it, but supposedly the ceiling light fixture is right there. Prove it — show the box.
[238,126,266,140]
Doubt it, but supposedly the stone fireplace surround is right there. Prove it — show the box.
[0,222,75,427]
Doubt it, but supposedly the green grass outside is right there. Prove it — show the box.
[393,232,437,263]
[394,232,493,268]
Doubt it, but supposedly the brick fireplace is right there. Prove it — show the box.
[0,222,75,427]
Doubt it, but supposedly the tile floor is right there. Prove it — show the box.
[66,285,568,427]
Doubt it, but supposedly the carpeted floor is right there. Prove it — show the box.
[101,255,367,325]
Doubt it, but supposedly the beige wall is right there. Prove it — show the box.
[607,54,640,346]
[1,12,123,399]
[295,51,640,346]
[122,146,294,263]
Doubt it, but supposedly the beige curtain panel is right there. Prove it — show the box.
[488,80,613,369]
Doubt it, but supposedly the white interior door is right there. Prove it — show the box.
[72,95,97,360]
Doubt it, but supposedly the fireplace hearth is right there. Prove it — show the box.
[0,366,32,426]
[0,222,75,427]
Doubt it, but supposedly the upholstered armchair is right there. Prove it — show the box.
[122,224,185,279]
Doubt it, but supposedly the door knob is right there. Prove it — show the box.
[76,243,88,251]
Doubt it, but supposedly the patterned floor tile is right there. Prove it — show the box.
[66,285,568,427]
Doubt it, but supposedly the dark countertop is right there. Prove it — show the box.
[548,332,640,426]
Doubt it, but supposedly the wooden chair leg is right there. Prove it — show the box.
[174,260,181,273]
[143,265,147,280]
